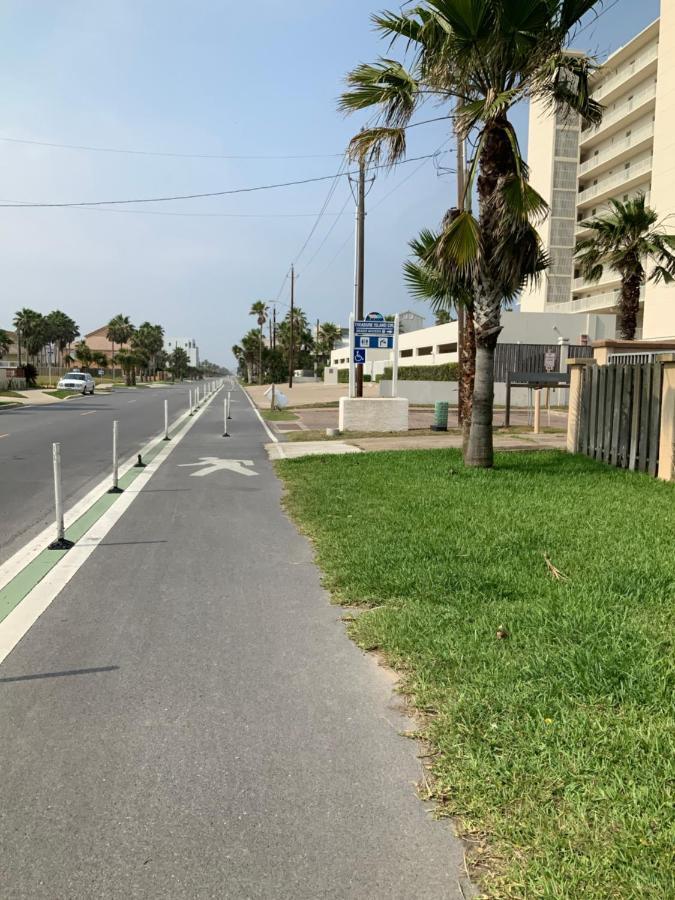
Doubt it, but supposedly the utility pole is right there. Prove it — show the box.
[288,265,295,388]
[355,156,366,397]
[314,318,320,381]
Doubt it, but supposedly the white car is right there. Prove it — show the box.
[57,372,96,394]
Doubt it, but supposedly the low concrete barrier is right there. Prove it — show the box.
[339,397,409,432]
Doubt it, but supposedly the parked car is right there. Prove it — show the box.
[57,372,96,394]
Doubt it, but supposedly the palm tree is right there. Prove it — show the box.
[74,341,94,372]
[340,0,602,467]
[403,218,476,446]
[576,194,675,340]
[318,322,342,367]
[250,301,269,385]
[45,310,79,368]
[106,314,134,382]
[13,308,46,367]
[0,328,12,360]
[131,322,164,380]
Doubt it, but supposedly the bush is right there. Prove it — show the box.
[381,363,459,382]
[23,363,38,386]
[338,370,371,383]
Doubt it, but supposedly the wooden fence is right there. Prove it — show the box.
[576,363,664,475]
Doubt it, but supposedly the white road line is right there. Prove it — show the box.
[0,433,9,439]
[128,400,137,404]
[0,389,222,667]
[241,387,278,443]
[80,411,96,417]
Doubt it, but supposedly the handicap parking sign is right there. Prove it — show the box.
[354,348,366,364]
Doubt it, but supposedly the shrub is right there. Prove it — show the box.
[337,370,372,383]
[381,363,459,382]
[23,363,38,386]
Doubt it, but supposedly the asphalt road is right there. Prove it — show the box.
[0,386,471,899]
[0,385,193,565]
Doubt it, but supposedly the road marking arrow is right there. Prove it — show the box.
[177,458,258,478]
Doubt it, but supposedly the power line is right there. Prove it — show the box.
[292,154,349,266]
[0,115,451,162]
[0,152,444,209]
[46,206,351,220]
[0,135,344,161]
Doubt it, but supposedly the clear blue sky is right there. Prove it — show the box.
[0,0,661,366]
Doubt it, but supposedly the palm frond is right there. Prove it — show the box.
[339,59,419,126]
[436,210,482,280]
[347,126,407,165]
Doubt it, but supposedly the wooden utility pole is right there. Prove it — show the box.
[355,156,366,398]
[315,318,320,381]
[288,265,295,388]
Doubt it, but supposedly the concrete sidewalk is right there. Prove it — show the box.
[0,384,472,898]
[268,429,567,459]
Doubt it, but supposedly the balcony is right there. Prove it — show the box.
[577,158,652,207]
[581,83,656,145]
[592,45,659,103]
[579,123,654,177]
[573,269,621,292]
[547,287,644,315]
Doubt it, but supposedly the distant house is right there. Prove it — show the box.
[83,326,130,357]
[398,310,426,334]
[0,329,19,366]
[165,337,200,368]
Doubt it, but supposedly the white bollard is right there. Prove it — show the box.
[110,420,121,492]
[49,442,73,549]
[227,391,232,420]
[189,389,193,416]
[164,399,170,441]
[223,398,229,437]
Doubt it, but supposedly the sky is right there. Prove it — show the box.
[0,0,662,367]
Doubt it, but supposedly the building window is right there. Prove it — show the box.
[417,346,433,356]
[400,349,413,358]
[437,343,457,354]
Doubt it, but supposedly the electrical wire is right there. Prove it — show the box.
[0,135,344,161]
[292,154,349,266]
[0,152,443,209]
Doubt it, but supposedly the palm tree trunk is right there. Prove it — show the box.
[259,327,263,385]
[618,273,642,340]
[461,304,476,458]
[467,287,501,467]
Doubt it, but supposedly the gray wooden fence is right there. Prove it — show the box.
[494,343,592,382]
[577,363,664,475]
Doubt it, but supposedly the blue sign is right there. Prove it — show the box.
[355,320,395,338]
[365,311,385,321]
[356,335,394,350]
[353,348,366,364]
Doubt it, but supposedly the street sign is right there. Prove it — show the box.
[544,350,557,372]
[353,348,366,364]
[98,369,105,376]
[365,311,384,321]
[357,335,394,349]
[355,320,395,338]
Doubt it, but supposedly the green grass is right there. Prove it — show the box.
[277,450,675,898]
[45,389,79,399]
[260,408,299,421]
[0,390,26,398]
[284,425,564,443]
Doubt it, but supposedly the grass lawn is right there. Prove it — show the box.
[44,389,78,399]
[0,390,26,398]
[284,425,564,443]
[277,449,675,898]
[260,408,299,422]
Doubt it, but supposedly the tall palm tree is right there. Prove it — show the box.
[340,0,602,467]
[107,314,134,382]
[13,308,45,367]
[318,322,342,366]
[576,194,675,340]
[250,301,269,384]
[45,310,79,368]
[74,341,94,372]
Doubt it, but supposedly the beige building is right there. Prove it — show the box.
[522,9,675,340]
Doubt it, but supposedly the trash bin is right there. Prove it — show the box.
[431,401,449,432]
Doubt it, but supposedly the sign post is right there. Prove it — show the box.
[392,314,400,398]
[348,313,356,399]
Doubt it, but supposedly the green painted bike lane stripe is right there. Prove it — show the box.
[0,406,202,625]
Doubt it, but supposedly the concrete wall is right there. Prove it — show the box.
[338,397,409,432]
[380,379,567,408]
